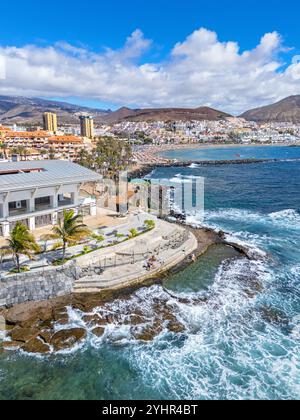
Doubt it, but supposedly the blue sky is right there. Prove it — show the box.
[1,0,300,113]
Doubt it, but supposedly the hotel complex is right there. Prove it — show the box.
[43,112,58,133]
[80,115,94,138]
[0,111,97,161]
[0,160,101,237]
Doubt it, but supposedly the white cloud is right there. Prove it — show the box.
[0,28,300,114]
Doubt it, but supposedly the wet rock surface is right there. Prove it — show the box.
[10,327,40,343]
[92,327,105,337]
[50,328,87,351]
[23,338,50,354]
[260,306,290,326]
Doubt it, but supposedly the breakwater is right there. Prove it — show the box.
[129,157,294,179]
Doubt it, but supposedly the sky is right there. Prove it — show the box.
[0,0,300,114]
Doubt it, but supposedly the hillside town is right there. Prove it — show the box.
[0,111,300,165]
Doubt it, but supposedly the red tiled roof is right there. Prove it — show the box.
[5,131,49,138]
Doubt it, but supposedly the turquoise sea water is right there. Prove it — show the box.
[1,146,300,400]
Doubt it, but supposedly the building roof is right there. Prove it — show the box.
[0,160,102,193]
[0,126,12,132]
[5,131,49,138]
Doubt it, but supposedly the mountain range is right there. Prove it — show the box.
[241,95,300,124]
[104,106,231,123]
[0,96,110,125]
[0,96,230,125]
[0,94,300,125]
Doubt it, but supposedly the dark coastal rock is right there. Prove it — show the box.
[53,308,68,322]
[38,330,52,344]
[260,306,289,326]
[72,294,103,312]
[2,341,24,351]
[133,321,163,342]
[241,277,264,297]
[22,338,50,354]
[4,301,53,328]
[167,321,186,333]
[82,314,104,326]
[92,327,105,337]
[130,314,148,325]
[39,319,54,330]
[10,327,40,343]
[133,328,157,342]
[50,328,87,351]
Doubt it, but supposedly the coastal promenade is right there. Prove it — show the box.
[0,216,198,307]
[73,218,198,292]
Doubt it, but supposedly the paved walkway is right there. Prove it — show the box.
[0,212,156,274]
[73,219,197,292]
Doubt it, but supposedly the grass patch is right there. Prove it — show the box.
[9,266,30,274]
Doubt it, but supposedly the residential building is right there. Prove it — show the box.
[2,132,87,161]
[0,160,102,237]
[3,131,50,151]
[43,112,58,133]
[47,136,86,159]
[80,116,94,138]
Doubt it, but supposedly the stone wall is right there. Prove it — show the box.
[0,263,77,307]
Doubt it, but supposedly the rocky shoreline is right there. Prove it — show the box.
[0,225,252,355]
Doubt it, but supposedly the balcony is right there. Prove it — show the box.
[9,207,28,217]
[58,198,73,207]
[34,203,53,212]
[9,200,28,217]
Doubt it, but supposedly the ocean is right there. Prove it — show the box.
[1,145,300,400]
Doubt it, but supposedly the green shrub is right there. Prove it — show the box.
[9,265,30,274]
[91,233,105,243]
[115,233,125,239]
[144,220,156,230]
[129,228,138,238]
[82,246,91,255]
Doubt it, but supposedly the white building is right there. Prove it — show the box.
[0,160,102,237]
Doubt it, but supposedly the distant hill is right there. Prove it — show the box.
[241,95,300,123]
[0,96,110,125]
[103,106,231,123]
[0,97,231,125]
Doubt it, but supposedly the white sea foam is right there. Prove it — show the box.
[269,209,300,227]
[125,255,300,400]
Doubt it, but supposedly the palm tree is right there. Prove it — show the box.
[52,209,90,262]
[48,148,56,160]
[0,246,12,270]
[0,143,8,160]
[40,233,55,252]
[7,222,41,273]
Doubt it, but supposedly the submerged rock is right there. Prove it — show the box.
[260,306,289,326]
[50,328,87,351]
[132,321,164,342]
